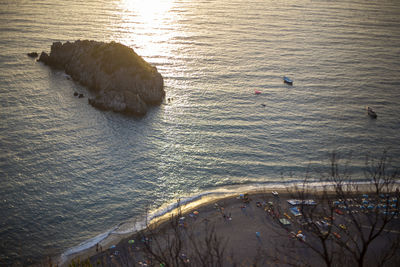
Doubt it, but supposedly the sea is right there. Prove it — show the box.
[1,0,400,265]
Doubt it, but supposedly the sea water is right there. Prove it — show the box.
[1,0,400,265]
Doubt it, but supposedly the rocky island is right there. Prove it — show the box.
[38,40,164,116]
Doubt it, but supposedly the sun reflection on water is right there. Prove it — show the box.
[114,0,177,60]
[112,0,192,131]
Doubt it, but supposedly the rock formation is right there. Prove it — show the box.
[38,40,164,116]
[27,52,39,58]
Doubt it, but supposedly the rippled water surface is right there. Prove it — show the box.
[1,0,400,264]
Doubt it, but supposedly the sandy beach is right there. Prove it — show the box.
[62,188,400,267]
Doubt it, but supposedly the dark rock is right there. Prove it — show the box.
[38,40,165,116]
[78,94,84,98]
[38,52,50,64]
[27,52,39,58]
[74,92,78,96]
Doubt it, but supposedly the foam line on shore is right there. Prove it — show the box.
[59,226,118,264]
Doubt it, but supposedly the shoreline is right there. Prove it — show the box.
[58,181,399,266]
[57,185,288,266]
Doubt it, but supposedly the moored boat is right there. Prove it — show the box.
[367,106,377,118]
[283,76,293,85]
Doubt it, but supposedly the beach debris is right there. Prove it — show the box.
[128,239,135,244]
[261,103,266,107]
[284,213,292,220]
[110,245,116,249]
[255,90,262,95]
[256,232,261,238]
[339,224,347,230]
[272,191,279,197]
[193,210,199,215]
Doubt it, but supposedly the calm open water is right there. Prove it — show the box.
[1,0,400,265]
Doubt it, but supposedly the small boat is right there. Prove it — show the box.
[283,76,293,85]
[367,106,377,118]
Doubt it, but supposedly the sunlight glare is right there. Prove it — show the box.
[121,0,174,26]
[115,0,176,59]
